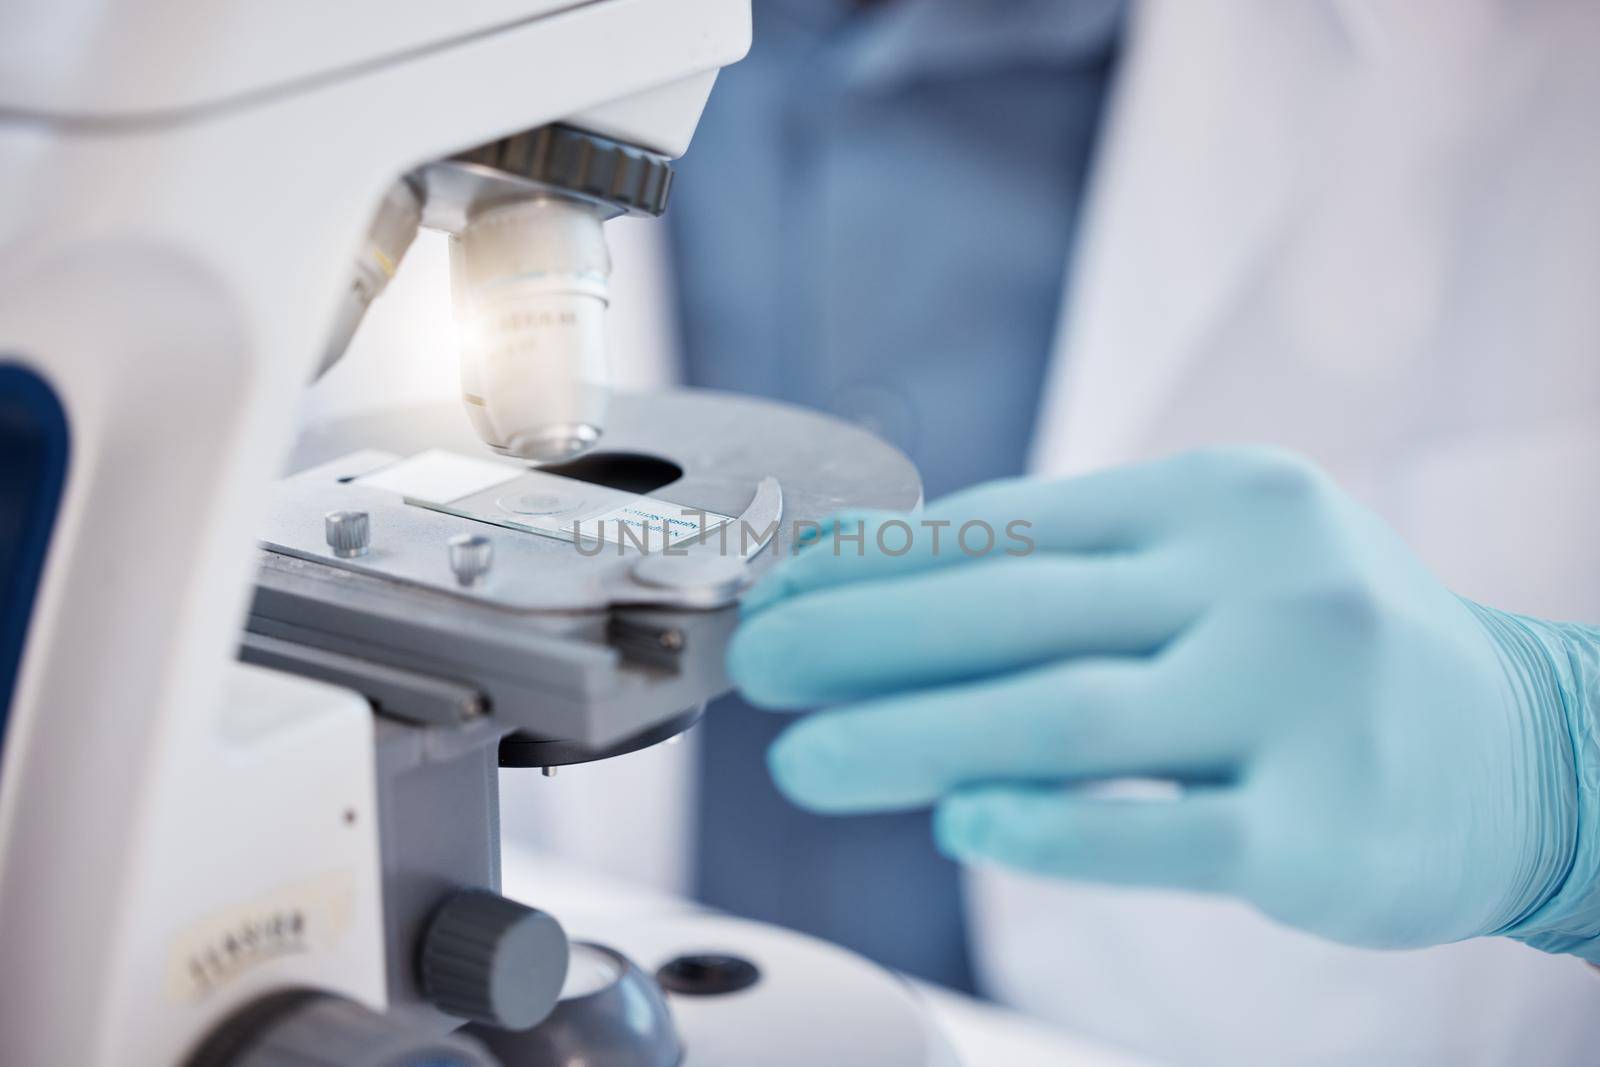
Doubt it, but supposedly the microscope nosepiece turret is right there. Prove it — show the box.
[320,125,675,464]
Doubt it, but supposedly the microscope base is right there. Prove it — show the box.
[511,910,962,1067]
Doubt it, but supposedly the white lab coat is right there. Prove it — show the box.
[975,1,1600,1064]
[312,1,1600,1060]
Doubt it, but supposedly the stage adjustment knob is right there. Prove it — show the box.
[448,533,494,587]
[324,509,370,558]
[419,889,570,1030]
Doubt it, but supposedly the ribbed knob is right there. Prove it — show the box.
[324,510,370,558]
[184,990,495,1067]
[448,533,494,587]
[452,123,675,218]
[419,890,569,1030]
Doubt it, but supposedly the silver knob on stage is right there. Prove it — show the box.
[324,510,370,558]
[449,533,493,587]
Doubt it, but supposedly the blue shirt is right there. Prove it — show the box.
[670,0,1123,990]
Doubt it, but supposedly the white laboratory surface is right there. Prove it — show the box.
[501,842,1156,1067]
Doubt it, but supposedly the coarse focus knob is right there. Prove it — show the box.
[183,990,495,1067]
[449,533,494,587]
[324,510,370,558]
[419,889,570,1030]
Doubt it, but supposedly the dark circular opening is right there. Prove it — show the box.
[655,953,761,996]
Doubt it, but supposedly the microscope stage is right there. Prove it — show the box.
[245,389,919,760]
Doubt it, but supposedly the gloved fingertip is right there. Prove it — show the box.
[767,727,840,812]
[934,794,993,860]
[739,571,791,618]
[793,512,872,554]
[724,622,790,709]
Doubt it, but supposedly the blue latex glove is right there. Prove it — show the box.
[728,447,1600,957]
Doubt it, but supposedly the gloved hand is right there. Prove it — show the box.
[728,447,1600,957]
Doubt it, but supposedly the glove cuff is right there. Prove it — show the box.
[1474,604,1600,961]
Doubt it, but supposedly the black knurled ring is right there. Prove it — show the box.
[453,124,675,217]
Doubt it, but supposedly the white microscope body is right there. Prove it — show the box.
[0,3,966,1063]
[0,4,747,1064]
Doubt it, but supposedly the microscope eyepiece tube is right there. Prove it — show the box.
[452,196,611,463]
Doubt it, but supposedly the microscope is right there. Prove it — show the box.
[0,2,956,1064]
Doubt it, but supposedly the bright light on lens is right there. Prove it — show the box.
[453,197,611,463]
